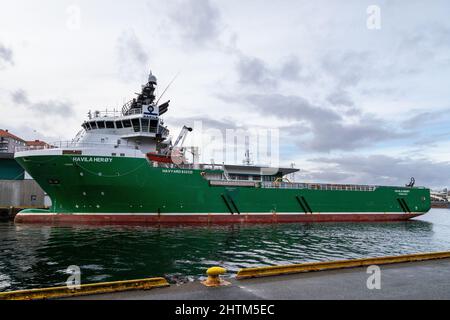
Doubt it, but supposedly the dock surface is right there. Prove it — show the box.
[68,257,450,300]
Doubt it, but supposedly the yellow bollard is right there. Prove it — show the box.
[202,267,230,287]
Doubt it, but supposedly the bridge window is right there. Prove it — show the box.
[132,119,140,132]
[150,119,158,133]
[105,121,115,129]
[141,118,149,132]
[116,121,123,129]
[90,121,97,129]
[97,121,105,129]
[122,120,132,128]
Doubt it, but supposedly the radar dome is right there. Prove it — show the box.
[148,71,157,84]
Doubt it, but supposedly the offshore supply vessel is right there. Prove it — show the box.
[14,71,431,223]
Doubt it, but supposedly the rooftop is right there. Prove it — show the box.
[0,129,25,142]
[26,140,50,147]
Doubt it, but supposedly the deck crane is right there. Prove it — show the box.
[170,125,193,153]
[146,125,193,164]
[159,125,192,165]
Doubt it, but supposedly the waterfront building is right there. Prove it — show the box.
[0,129,26,153]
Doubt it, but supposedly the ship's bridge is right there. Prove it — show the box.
[80,70,170,143]
[15,71,173,157]
[81,108,169,139]
[74,106,170,155]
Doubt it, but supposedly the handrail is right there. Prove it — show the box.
[206,179,379,191]
[88,109,122,119]
[15,141,139,152]
[86,106,144,119]
[261,181,377,191]
[121,100,134,115]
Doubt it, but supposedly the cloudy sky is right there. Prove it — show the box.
[1,0,449,188]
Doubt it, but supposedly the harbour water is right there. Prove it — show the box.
[1,209,450,292]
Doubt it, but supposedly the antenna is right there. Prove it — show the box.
[290,162,296,182]
[155,71,180,106]
[243,149,253,166]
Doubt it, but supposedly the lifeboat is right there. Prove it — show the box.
[146,152,173,163]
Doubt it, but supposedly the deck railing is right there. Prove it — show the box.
[15,141,139,152]
[86,107,144,119]
[260,181,377,191]
[205,179,379,191]
[87,109,123,119]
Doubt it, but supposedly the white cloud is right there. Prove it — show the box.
[0,0,449,188]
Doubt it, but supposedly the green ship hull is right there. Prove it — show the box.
[14,155,431,224]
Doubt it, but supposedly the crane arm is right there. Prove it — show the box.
[172,126,193,149]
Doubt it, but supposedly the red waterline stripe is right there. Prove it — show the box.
[14,213,423,224]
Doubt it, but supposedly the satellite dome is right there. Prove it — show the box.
[148,71,157,84]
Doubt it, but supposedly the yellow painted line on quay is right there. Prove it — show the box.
[236,251,450,279]
[0,277,169,300]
